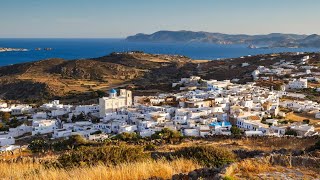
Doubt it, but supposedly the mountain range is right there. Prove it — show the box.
[126,30,320,48]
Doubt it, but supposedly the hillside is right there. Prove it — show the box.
[0,51,317,103]
[1,136,319,180]
[126,30,320,48]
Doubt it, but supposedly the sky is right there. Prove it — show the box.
[0,0,319,38]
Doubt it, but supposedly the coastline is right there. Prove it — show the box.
[0,47,28,52]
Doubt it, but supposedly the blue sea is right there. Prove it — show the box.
[0,38,319,66]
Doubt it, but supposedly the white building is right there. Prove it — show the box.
[0,136,15,146]
[32,119,57,135]
[287,78,308,89]
[11,105,32,115]
[290,124,317,136]
[139,128,156,137]
[8,124,32,137]
[53,129,72,139]
[32,112,47,119]
[118,125,138,133]
[99,89,132,117]
[209,121,232,135]
[184,128,199,137]
[0,102,8,108]
[75,105,99,115]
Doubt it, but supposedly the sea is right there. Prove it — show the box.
[0,38,319,66]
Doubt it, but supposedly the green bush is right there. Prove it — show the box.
[285,129,298,136]
[230,126,241,136]
[144,144,156,151]
[112,132,141,141]
[55,145,150,168]
[173,146,236,167]
[28,138,49,153]
[151,128,182,143]
[302,119,310,124]
[52,135,88,151]
[0,123,9,132]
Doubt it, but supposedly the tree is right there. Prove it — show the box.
[113,132,141,141]
[8,117,22,128]
[285,129,298,136]
[71,114,76,122]
[1,112,10,124]
[230,126,241,136]
[0,123,9,132]
[28,139,49,153]
[77,112,86,121]
[71,112,86,122]
[151,128,182,143]
[302,119,310,124]
[96,90,105,98]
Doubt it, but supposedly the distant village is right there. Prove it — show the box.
[1,53,320,152]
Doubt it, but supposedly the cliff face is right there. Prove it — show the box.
[127,31,320,48]
[0,51,317,102]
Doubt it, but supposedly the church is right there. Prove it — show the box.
[99,89,132,117]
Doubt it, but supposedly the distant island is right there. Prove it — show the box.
[126,30,320,48]
[0,47,28,52]
[0,47,53,53]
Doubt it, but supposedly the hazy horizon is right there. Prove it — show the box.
[1,0,320,38]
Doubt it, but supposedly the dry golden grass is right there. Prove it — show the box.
[236,159,274,175]
[156,137,319,153]
[233,159,320,179]
[0,159,200,180]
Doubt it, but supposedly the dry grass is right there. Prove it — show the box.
[0,159,200,180]
[233,159,320,179]
[236,159,274,175]
[157,137,318,152]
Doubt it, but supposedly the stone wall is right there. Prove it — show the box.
[269,154,320,168]
[169,162,237,180]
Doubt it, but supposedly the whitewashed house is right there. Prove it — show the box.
[8,124,32,137]
[53,129,72,138]
[75,105,99,115]
[118,125,138,133]
[287,78,308,89]
[0,136,15,146]
[184,128,199,137]
[32,119,57,135]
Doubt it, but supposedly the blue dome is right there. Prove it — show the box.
[109,89,117,94]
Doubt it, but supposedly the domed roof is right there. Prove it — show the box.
[109,89,117,94]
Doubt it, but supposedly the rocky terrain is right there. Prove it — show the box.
[127,30,320,48]
[0,51,318,103]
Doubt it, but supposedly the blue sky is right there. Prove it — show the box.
[0,0,319,38]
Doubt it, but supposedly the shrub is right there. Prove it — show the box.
[172,146,236,167]
[1,112,10,124]
[7,117,23,128]
[28,138,49,153]
[151,128,182,143]
[306,139,320,152]
[0,123,9,132]
[302,119,310,124]
[52,135,87,151]
[144,144,156,151]
[112,132,141,141]
[55,145,150,168]
[285,129,298,136]
[230,126,241,136]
